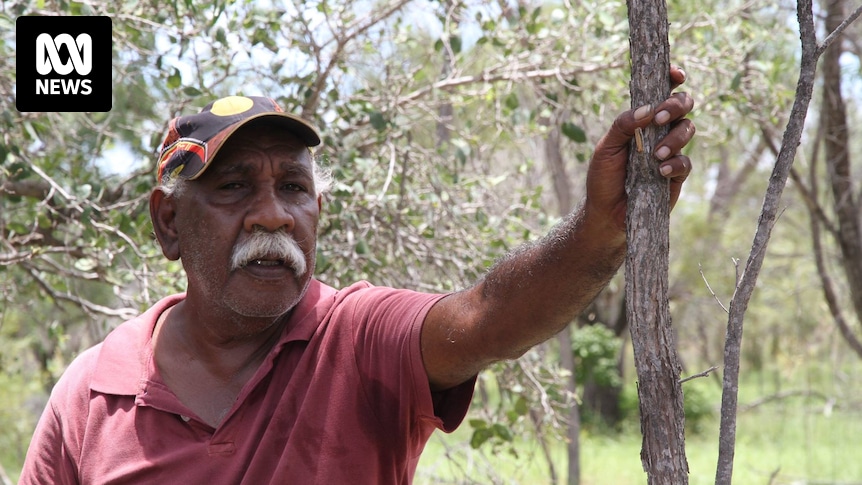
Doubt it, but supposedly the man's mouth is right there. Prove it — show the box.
[230,229,308,276]
[248,259,285,267]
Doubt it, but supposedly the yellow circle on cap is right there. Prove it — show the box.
[210,96,255,116]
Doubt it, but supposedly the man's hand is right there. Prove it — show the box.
[585,66,696,233]
[421,67,696,392]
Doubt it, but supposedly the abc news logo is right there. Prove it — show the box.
[16,16,112,112]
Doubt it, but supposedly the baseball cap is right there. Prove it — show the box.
[156,95,322,184]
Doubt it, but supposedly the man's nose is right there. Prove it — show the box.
[243,187,294,233]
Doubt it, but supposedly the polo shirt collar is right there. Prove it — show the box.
[89,294,183,396]
[277,279,337,343]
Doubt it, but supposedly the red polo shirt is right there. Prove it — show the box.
[20,280,475,484]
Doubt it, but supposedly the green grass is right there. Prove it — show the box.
[417,409,862,484]
[416,376,862,485]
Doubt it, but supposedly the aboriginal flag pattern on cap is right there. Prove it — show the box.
[156,95,321,184]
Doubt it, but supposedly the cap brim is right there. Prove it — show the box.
[187,112,322,181]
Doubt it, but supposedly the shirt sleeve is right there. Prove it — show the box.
[19,345,103,485]
[18,398,80,485]
[343,284,476,435]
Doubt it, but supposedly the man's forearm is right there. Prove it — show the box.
[471,203,626,360]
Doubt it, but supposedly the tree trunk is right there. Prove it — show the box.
[544,117,581,485]
[821,0,862,330]
[800,0,862,359]
[556,328,581,485]
[715,1,829,482]
[625,1,689,484]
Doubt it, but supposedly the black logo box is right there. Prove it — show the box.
[16,16,112,113]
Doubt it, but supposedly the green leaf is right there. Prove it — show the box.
[730,72,743,91]
[450,35,462,55]
[369,112,386,131]
[468,418,487,429]
[355,239,369,255]
[504,92,519,111]
[7,222,28,236]
[75,184,92,198]
[492,423,513,442]
[514,396,529,416]
[561,122,587,143]
[8,161,32,180]
[167,69,181,89]
[469,427,494,449]
[531,6,542,22]
[74,258,98,272]
[183,86,202,97]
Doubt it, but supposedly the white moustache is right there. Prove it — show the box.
[230,229,308,276]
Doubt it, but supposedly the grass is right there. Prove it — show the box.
[416,370,862,485]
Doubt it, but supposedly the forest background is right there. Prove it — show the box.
[1,0,861,484]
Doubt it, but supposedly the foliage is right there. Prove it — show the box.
[572,324,622,389]
[1,0,861,482]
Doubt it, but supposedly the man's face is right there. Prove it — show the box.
[170,123,320,324]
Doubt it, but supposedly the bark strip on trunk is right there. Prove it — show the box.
[625,1,689,483]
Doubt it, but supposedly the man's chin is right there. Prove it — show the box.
[224,272,313,319]
[223,296,298,320]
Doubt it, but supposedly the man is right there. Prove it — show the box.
[20,70,694,484]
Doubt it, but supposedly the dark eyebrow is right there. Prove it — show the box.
[209,162,253,177]
[282,164,314,179]
[207,160,313,180]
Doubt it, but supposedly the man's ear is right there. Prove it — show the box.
[150,188,181,261]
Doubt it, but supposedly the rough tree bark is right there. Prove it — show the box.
[544,117,581,485]
[798,0,862,360]
[820,0,862,341]
[625,0,689,483]
[715,1,862,483]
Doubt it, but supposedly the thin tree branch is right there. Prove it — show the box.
[303,0,413,117]
[810,185,862,358]
[698,264,728,314]
[761,122,840,236]
[397,62,624,107]
[679,366,718,384]
[817,3,862,55]
[714,0,861,482]
[737,389,831,412]
[25,264,138,320]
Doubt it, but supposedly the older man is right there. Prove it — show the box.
[20,70,694,484]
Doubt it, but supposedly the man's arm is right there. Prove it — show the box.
[421,76,695,391]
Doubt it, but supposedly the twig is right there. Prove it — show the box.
[767,467,780,485]
[0,462,13,485]
[25,265,138,320]
[518,359,553,416]
[698,263,728,313]
[377,141,397,200]
[397,62,624,106]
[817,3,862,55]
[679,366,718,384]
[738,389,830,413]
[27,162,85,214]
